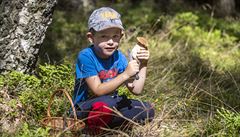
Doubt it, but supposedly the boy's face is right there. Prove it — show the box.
[87,28,123,59]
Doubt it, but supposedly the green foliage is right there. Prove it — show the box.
[0,98,22,119]
[205,108,240,136]
[0,64,73,92]
[15,64,74,120]
[175,12,199,26]
[217,108,240,135]
[19,89,50,119]
[197,13,240,41]
[2,71,41,93]
[38,63,74,89]
[168,12,240,72]
[0,75,4,88]
[0,64,74,120]
[16,123,50,137]
[118,86,135,99]
[171,12,237,47]
[122,5,157,29]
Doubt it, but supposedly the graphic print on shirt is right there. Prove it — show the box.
[98,68,118,82]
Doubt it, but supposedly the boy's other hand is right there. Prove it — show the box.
[125,60,139,77]
[137,47,150,66]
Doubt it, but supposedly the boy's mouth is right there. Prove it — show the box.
[105,47,116,51]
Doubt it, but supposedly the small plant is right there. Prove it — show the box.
[204,108,240,136]
[167,12,239,72]
[19,89,50,120]
[0,75,4,88]
[38,64,74,89]
[3,71,41,93]
[216,108,240,135]
[16,123,50,137]
[118,86,137,99]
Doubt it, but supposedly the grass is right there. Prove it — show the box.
[117,20,240,136]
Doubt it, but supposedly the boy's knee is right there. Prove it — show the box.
[87,102,113,129]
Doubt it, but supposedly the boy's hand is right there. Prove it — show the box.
[136,47,150,66]
[125,60,139,77]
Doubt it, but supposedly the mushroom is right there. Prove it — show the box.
[131,37,148,60]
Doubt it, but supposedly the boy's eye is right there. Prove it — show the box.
[100,35,107,38]
[113,35,120,38]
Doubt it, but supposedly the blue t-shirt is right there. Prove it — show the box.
[73,45,128,105]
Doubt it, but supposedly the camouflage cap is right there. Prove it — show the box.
[88,7,124,31]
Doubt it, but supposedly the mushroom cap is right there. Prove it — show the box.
[137,37,148,48]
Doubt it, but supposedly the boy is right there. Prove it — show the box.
[72,7,154,133]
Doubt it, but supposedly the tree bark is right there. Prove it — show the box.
[0,0,57,74]
[214,0,236,17]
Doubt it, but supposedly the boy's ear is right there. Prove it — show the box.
[86,32,94,43]
[121,31,125,39]
[121,31,124,38]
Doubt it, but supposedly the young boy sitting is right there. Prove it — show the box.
[72,7,154,133]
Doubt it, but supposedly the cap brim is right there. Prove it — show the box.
[93,24,124,32]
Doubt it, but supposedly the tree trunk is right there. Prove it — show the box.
[214,0,236,17]
[0,0,57,74]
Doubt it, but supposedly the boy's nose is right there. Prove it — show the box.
[107,39,114,45]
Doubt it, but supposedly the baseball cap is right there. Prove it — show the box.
[88,7,124,31]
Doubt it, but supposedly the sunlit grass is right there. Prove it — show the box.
[118,19,240,136]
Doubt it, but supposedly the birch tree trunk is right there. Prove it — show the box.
[215,0,236,17]
[0,0,57,74]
